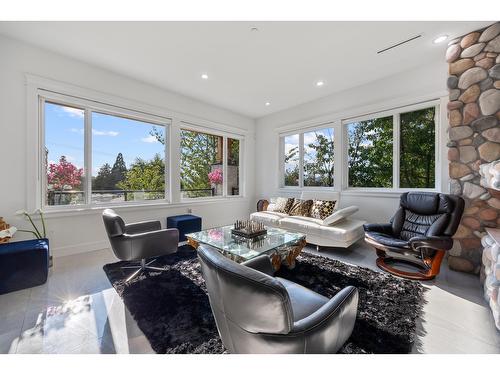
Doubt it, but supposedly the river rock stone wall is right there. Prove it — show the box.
[446,22,500,274]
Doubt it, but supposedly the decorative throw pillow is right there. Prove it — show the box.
[288,198,314,217]
[269,197,294,213]
[310,200,337,220]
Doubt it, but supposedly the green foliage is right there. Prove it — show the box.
[180,130,220,197]
[92,163,113,190]
[228,138,239,166]
[284,145,299,186]
[304,130,335,187]
[400,108,435,188]
[348,116,393,188]
[111,153,127,189]
[117,154,165,199]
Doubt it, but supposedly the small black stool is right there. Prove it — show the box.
[166,214,202,242]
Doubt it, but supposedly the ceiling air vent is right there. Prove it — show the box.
[377,34,422,54]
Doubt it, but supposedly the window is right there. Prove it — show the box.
[281,125,334,188]
[347,116,393,188]
[180,128,242,199]
[399,107,436,188]
[42,95,169,208]
[44,102,86,206]
[345,104,437,189]
[227,138,240,196]
[303,128,335,187]
[283,134,299,187]
[91,112,166,203]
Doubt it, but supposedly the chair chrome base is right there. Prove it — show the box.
[121,258,165,282]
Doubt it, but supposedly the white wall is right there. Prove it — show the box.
[255,60,449,223]
[0,35,256,257]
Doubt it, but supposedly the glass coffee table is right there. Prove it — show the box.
[186,225,306,270]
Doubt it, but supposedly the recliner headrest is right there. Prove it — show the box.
[102,209,126,237]
[400,192,455,215]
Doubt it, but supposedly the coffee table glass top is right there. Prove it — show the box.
[186,225,306,261]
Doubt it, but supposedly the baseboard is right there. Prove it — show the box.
[51,240,109,258]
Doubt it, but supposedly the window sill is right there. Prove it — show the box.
[341,188,439,198]
[275,187,439,199]
[39,196,249,219]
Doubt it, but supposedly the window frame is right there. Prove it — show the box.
[27,75,248,216]
[342,100,440,192]
[179,122,244,201]
[38,91,171,211]
[279,123,336,190]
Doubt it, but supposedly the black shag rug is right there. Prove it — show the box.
[103,245,425,354]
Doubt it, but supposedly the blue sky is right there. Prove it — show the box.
[45,102,165,176]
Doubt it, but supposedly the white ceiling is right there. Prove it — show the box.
[0,21,492,118]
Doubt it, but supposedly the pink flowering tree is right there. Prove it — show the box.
[47,156,83,190]
[208,168,223,185]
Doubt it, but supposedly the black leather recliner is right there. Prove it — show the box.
[198,245,359,354]
[102,209,179,282]
[364,192,464,280]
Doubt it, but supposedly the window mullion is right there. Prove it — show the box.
[223,136,228,197]
[84,109,92,206]
[393,113,400,190]
[164,123,170,202]
[299,133,304,188]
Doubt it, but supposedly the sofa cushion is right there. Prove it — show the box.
[268,197,294,214]
[250,211,289,226]
[317,219,366,243]
[279,216,365,243]
[310,199,337,220]
[288,198,313,217]
[279,216,323,232]
[365,231,410,249]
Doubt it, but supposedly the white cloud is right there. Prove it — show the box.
[61,107,84,118]
[70,128,84,134]
[93,130,119,137]
[68,128,119,136]
[141,135,159,143]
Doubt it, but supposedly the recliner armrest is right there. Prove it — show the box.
[125,220,161,234]
[409,236,453,251]
[291,286,358,333]
[363,223,392,235]
[242,255,275,276]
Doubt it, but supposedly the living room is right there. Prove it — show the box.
[0,0,499,372]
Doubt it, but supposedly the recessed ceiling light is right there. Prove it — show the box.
[265,102,271,106]
[316,80,325,87]
[201,73,209,80]
[433,35,448,44]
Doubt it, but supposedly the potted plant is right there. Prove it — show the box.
[15,209,51,267]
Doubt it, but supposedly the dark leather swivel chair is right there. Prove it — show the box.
[102,209,179,282]
[364,192,464,280]
[198,245,359,354]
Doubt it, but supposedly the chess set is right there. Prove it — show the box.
[231,219,267,239]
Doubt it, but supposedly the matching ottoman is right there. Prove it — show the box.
[0,239,49,295]
[166,215,202,242]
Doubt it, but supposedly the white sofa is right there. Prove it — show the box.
[250,191,365,248]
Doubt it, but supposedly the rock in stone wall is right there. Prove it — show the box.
[447,22,500,274]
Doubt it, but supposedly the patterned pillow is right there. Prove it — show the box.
[268,197,294,213]
[288,199,314,217]
[311,199,337,220]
